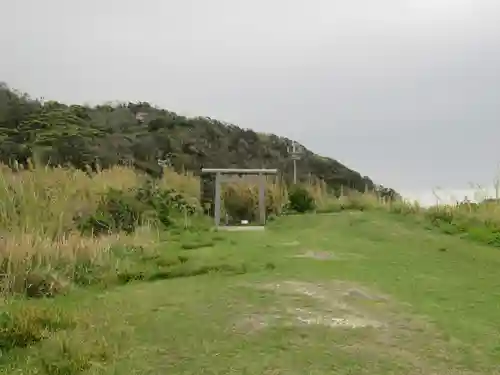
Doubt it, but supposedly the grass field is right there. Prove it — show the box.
[3,211,500,375]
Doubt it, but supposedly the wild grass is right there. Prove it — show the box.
[2,160,500,300]
[0,163,201,298]
[0,162,292,300]
[1,161,499,295]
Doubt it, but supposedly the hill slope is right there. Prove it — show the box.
[0,82,395,195]
[3,212,499,374]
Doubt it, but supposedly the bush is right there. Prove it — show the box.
[135,181,197,227]
[75,188,147,235]
[288,185,315,213]
[76,182,198,235]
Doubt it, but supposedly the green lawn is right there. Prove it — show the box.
[3,212,500,374]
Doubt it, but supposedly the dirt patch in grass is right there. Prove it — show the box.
[234,280,484,374]
[286,307,382,329]
[262,280,388,304]
[234,280,389,333]
[292,250,337,260]
[292,250,366,261]
[257,280,388,328]
[232,313,281,333]
[343,287,389,302]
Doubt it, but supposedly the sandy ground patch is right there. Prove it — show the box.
[291,250,366,261]
[233,280,480,374]
[287,307,382,329]
[235,280,390,332]
[292,250,336,260]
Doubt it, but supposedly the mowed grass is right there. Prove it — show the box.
[3,212,500,375]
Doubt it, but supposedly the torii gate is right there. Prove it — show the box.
[201,168,278,228]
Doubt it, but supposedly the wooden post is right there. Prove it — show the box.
[214,172,221,227]
[259,173,266,225]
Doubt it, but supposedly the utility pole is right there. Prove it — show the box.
[288,141,303,185]
[494,162,500,201]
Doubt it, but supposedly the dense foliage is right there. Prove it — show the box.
[288,186,316,213]
[0,82,397,196]
[76,182,198,235]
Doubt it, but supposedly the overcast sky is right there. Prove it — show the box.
[1,0,500,203]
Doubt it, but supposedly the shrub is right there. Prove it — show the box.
[288,185,315,213]
[76,182,198,235]
[134,181,198,227]
[76,188,147,235]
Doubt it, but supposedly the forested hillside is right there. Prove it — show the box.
[0,82,396,197]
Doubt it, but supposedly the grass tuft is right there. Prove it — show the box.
[0,304,74,351]
[38,332,114,375]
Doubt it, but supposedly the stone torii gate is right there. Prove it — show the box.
[201,168,278,228]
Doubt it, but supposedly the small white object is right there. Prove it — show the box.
[241,220,249,225]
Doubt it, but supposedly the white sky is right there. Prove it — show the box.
[1,0,500,203]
